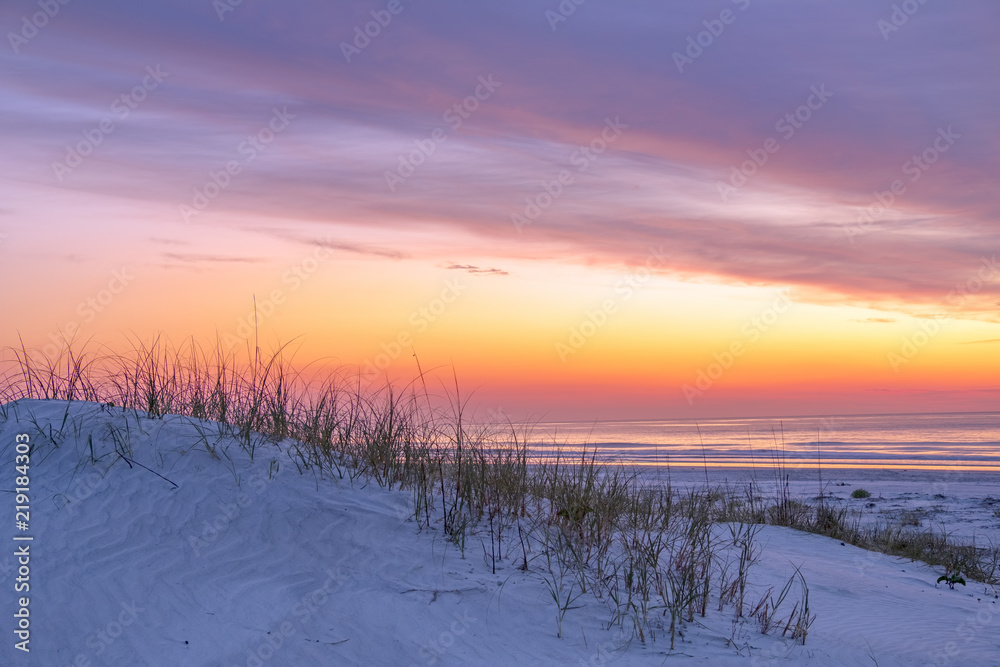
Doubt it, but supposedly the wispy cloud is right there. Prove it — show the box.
[2,0,997,319]
[249,227,408,261]
[161,252,262,264]
[314,240,408,261]
[150,237,190,247]
[446,264,509,276]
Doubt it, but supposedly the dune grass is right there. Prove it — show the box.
[2,337,997,647]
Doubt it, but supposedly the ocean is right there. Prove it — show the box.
[529,411,1000,473]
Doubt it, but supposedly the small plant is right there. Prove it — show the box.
[539,543,585,639]
[851,488,871,499]
[937,572,966,589]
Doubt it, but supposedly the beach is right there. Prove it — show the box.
[6,0,999,664]
[3,399,999,665]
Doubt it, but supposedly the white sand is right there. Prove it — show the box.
[2,400,998,665]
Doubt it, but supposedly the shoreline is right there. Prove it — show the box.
[4,398,999,664]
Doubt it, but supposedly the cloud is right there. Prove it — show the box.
[852,318,896,323]
[314,240,408,261]
[445,264,509,276]
[150,237,190,246]
[3,0,997,319]
[961,339,1000,345]
[252,227,408,261]
[161,252,262,264]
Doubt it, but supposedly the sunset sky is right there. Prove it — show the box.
[1,0,997,420]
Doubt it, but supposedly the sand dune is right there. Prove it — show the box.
[2,400,998,665]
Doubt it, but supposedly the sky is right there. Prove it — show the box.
[0,0,998,421]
